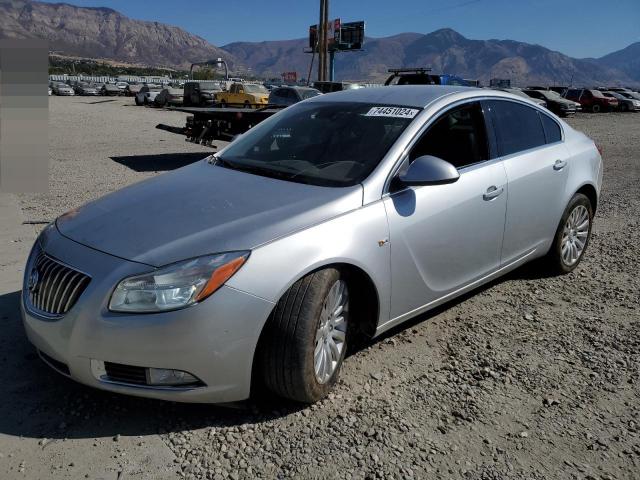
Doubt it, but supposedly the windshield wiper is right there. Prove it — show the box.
[211,156,315,184]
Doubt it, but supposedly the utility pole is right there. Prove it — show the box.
[317,0,329,82]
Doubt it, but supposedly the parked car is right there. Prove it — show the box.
[22,86,601,405]
[154,87,185,107]
[563,88,617,113]
[48,86,52,96]
[548,86,568,96]
[493,88,547,108]
[268,86,321,106]
[116,81,128,92]
[183,81,222,107]
[312,81,363,93]
[601,91,640,112]
[126,84,143,97]
[216,83,269,108]
[135,85,162,105]
[523,89,580,116]
[384,68,469,86]
[101,83,122,96]
[52,82,75,96]
[617,90,640,101]
[76,83,100,96]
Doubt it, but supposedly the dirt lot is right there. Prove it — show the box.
[0,96,638,480]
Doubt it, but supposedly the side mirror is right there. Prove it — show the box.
[398,155,460,186]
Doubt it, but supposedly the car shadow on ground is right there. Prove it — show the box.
[0,259,556,441]
[111,152,210,172]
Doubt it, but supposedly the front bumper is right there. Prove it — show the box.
[21,225,275,403]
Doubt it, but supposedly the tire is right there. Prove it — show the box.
[244,101,251,109]
[591,104,601,113]
[621,104,629,112]
[220,100,227,108]
[135,96,142,106]
[544,193,593,274]
[258,268,350,403]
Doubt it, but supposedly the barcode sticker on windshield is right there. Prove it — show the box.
[365,107,419,118]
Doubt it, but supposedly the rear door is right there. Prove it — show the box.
[485,100,569,263]
[384,101,508,320]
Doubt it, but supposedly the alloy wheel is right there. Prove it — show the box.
[314,280,349,384]
[560,205,590,266]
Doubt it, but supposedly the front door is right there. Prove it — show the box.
[384,101,508,321]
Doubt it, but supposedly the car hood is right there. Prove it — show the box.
[553,98,577,106]
[56,159,363,267]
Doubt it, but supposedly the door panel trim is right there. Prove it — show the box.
[374,247,537,336]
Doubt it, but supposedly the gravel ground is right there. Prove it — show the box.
[2,97,639,479]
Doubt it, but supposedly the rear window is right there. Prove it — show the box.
[488,100,546,156]
[539,113,562,144]
[300,89,321,100]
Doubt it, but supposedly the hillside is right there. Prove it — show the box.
[0,0,234,69]
[595,42,640,83]
[224,29,635,86]
[0,1,635,86]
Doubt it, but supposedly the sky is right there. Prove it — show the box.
[40,0,640,58]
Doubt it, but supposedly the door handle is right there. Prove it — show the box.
[483,186,504,201]
[553,159,567,170]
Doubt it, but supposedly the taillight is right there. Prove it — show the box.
[595,143,603,156]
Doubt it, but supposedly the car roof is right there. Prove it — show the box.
[306,85,476,107]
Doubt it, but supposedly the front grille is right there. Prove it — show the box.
[104,362,148,385]
[27,252,91,317]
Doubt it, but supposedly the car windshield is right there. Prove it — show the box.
[217,102,419,187]
[299,89,322,99]
[591,90,605,98]
[244,84,268,94]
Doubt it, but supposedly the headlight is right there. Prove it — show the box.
[109,252,249,313]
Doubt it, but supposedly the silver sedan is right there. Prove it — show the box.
[22,86,602,404]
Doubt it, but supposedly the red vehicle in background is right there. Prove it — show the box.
[564,88,618,113]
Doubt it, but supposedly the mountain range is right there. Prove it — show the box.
[1,0,637,86]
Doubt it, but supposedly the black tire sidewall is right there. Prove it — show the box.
[259,267,349,403]
[549,193,593,274]
[297,268,347,401]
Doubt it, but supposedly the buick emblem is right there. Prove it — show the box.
[28,268,39,293]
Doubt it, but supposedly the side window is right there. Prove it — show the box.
[409,102,489,169]
[539,112,562,144]
[488,100,546,156]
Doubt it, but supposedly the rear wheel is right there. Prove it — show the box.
[244,100,251,109]
[544,193,593,274]
[591,104,601,113]
[135,96,142,106]
[220,100,227,108]
[258,268,349,403]
[621,103,629,112]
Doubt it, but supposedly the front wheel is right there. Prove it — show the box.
[544,193,593,274]
[258,268,349,403]
[591,104,601,113]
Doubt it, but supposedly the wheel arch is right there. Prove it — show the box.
[249,261,381,396]
[575,183,598,213]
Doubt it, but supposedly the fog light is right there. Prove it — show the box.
[147,368,200,386]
